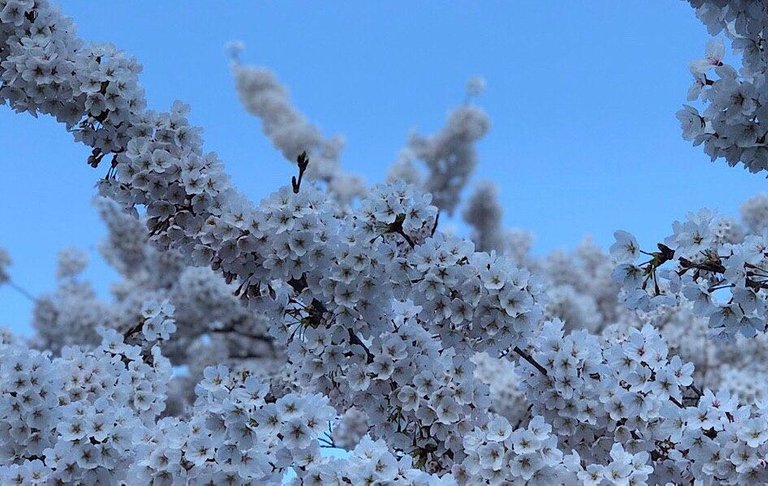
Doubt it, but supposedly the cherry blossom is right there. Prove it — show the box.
[5,0,768,483]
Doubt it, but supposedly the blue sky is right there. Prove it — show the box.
[2,2,767,337]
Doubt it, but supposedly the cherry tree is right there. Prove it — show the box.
[3,0,768,484]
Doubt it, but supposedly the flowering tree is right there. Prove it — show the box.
[3,0,768,484]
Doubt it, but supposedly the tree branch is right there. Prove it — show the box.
[348,328,374,364]
[513,346,548,376]
[6,280,37,303]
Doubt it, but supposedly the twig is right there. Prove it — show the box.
[430,212,440,237]
[384,214,416,249]
[348,328,374,364]
[292,151,309,193]
[513,346,548,376]
[395,228,415,249]
[669,396,685,409]
[7,280,37,303]
[689,384,703,398]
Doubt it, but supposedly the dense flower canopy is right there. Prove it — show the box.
[2,0,768,484]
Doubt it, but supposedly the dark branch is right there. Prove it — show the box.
[288,275,374,363]
[430,212,440,237]
[513,346,548,376]
[7,280,37,303]
[348,328,375,364]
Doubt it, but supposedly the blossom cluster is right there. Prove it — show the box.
[231,53,365,203]
[130,364,336,484]
[672,389,768,484]
[232,48,491,217]
[31,249,114,354]
[678,1,768,173]
[541,238,622,333]
[460,181,622,334]
[0,318,450,484]
[610,203,768,340]
[516,319,768,484]
[55,248,88,280]
[0,0,145,162]
[407,104,490,215]
[462,180,505,253]
[300,435,451,486]
[382,93,491,217]
[21,197,281,415]
[0,325,171,484]
[457,415,569,483]
[472,352,529,425]
[518,322,696,478]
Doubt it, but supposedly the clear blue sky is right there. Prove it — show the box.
[2,2,766,337]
